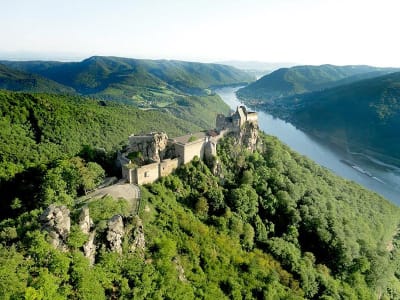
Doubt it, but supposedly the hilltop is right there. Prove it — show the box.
[237,64,399,101]
[0,63,74,94]
[1,125,400,298]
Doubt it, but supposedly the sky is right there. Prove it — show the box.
[1,0,400,67]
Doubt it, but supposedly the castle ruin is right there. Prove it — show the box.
[119,106,258,185]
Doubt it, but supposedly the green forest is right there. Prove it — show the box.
[237,64,398,102]
[1,87,399,298]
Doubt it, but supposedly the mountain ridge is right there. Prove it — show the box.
[237,64,400,101]
[1,56,254,102]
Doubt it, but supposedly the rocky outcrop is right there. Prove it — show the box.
[204,141,217,161]
[79,206,96,264]
[128,132,169,163]
[173,257,187,282]
[238,121,259,152]
[40,205,71,251]
[130,217,145,257]
[83,230,96,265]
[107,215,124,254]
[79,206,93,235]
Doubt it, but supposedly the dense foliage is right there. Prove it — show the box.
[0,90,201,182]
[1,128,399,299]
[237,64,398,101]
[0,63,74,94]
[0,90,210,219]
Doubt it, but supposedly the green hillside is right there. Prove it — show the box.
[1,130,400,298]
[237,64,399,102]
[0,63,75,94]
[0,90,201,182]
[1,56,254,105]
[258,72,400,164]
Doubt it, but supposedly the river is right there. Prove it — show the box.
[215,87,400,205]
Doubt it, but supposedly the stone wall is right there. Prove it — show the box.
[159,158,179,177]
[127,132,168,162]
[120,106,259,185]
[174,138,206,164]
[246,112,258,123]
[133,162,160,185]
[216,114,230,131]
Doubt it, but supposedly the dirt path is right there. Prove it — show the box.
[87,181,141,213]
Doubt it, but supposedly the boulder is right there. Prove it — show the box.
[40,205,70,251]
[239,121,259,152]
[130,217,145,257]
[78,206,93,235]
[107,215,124,254]
[83,230,96,265]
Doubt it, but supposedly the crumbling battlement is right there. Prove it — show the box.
[119,106,258,185]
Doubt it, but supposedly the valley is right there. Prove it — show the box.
[216,86,400,204]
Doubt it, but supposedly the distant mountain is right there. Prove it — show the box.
[217,60,296,71]
[218,60,296,79]
[0,56,255,128]
[258,72,400,164]
[0,63,75,94]
[1,56,254,103]
[237,64,400,101]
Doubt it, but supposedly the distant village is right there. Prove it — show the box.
[118,106,259,185]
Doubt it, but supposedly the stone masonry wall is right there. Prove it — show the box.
[133,162,160,185]
[174,138,206,164]
[159,158,179,177]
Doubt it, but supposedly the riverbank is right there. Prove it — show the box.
[215,86,400,205]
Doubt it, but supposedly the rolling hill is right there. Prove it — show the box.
[0,63,75,94]
[258,72,400,164]
[237,64,399,102]
[1,56,254,104]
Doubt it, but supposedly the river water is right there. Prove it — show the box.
[215,87,400,205]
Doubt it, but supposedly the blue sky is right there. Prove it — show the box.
[1,0,400,66]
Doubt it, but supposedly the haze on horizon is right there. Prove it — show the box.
[1,0,400,67]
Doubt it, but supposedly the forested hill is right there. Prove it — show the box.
[0,90,201,182]
[0,63,75,94]
[257,71,400,164]
[0,56,254,104]
[1,129,400,298]
[237,64,399,101]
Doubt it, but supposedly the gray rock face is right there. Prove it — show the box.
[83,230,96,265]
[107,215,124,254]
[128,132,169,163]
[79,206,96,264]
[40,205,70,250]
[204,141,217,161]
[79,206,93,235]
[239,121,259,152]
[130,217,145,257]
